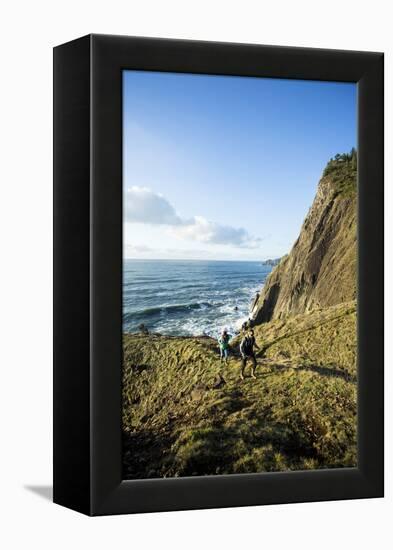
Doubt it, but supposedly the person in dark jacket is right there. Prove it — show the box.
[239,329,260,380]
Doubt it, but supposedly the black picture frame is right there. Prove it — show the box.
[53,34,384,516]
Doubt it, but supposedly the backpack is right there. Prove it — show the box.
[241,336,253,355]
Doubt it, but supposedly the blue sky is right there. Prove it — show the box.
[123,70,356,260]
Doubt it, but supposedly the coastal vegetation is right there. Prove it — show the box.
[323,148,357,198]
[122,152,357,478]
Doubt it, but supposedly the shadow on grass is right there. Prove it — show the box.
[123,428,176,480]
[267,361,355,382]
[122,384,315,479]
[256,307,356,357]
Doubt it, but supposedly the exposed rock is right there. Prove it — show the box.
[252,165,356,324]
[212,374,226,389]
[261,257,282,267]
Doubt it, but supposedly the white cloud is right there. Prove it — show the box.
[125,186,261,249]
[125,186,183,225]
[169,216,261,248]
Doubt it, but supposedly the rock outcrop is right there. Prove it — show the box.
[252,155,357,324]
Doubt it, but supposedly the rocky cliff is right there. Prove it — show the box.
[252,153,357,324]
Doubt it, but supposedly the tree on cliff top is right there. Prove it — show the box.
[323,149,357,198]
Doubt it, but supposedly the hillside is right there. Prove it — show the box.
[123,301,356,478]
[252,151,357,323]
[122,151,358,478]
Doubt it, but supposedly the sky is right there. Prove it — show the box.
[123,70,356,261]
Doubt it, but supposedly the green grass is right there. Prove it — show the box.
[322,150,357,198]
[122,301,357,479]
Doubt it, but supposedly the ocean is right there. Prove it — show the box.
[123,259,272,337]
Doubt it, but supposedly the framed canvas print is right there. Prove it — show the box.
[53,34,384,515]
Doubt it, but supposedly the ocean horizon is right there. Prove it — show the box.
[123,259,272,337]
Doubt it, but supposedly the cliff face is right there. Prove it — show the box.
[252,161,357,324]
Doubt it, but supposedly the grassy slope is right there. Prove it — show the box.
[122,301,357,479]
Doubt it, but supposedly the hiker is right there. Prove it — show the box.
[241,320,249,332]
[218,329,231,364]
[239,329,260,380]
